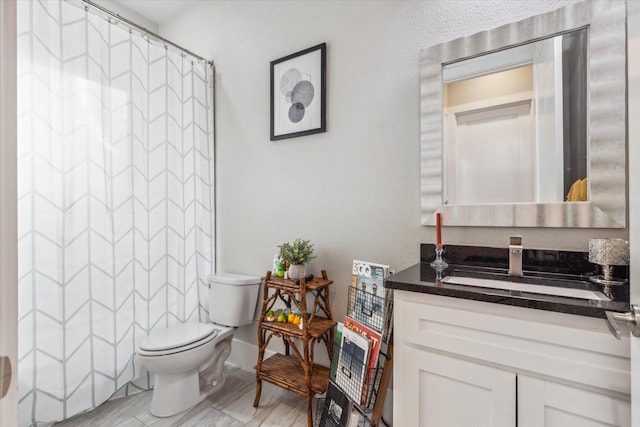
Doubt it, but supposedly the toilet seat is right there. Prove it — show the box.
[138,322,220,357]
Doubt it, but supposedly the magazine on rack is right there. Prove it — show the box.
[334,322,370,404]
[319,381,353,427]
[330,321,344,379]
[343,315,382,406]
[350,259,390,332]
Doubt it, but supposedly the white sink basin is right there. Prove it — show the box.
[442,275,611,301]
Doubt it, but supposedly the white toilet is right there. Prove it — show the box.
[136,272,261,417]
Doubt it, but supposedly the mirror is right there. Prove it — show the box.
[420,0,627,227]
[443,28,588,205]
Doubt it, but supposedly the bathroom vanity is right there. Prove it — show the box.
[404,0,633,423]
[387,245,631,427]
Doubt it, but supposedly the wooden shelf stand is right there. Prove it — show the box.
[254,270,336,427]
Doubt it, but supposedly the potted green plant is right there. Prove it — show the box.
[280,238,315,279]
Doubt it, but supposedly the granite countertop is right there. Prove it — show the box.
[386,245,630,319]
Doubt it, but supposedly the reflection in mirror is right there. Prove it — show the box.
[442,28,588,205]
[420,0,627,228]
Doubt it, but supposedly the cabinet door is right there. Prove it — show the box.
[518,375,630,427]
[394,346,515,427]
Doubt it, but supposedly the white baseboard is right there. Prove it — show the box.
[228,338,275,371]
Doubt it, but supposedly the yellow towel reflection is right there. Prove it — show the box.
[566,178,587,201]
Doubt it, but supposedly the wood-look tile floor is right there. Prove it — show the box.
[54,364,321,427]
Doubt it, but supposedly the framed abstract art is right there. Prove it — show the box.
[270,43,326,141]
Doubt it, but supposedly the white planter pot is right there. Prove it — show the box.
[288,264,306,279]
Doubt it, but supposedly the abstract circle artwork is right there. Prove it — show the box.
[280,70,315,123]
[280,68,302,98]
[289,102,306,123]
[270,43,326,140]
[291,80,314,107]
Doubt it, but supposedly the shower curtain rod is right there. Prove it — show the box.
[80,0,214,66]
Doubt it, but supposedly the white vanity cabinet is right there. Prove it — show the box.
[517,374,630,427]
[393,290,631,427]
[401,345,516,427]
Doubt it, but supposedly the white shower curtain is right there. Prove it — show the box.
[16,1,215,425]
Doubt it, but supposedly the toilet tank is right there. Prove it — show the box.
[207,273,261,327]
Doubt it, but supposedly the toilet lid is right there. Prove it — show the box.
[140,322,217,352]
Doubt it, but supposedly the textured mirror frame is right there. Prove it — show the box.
[420,0,627,228]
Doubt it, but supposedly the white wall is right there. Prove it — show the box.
[93,0,160,33]
[158,0,627,354]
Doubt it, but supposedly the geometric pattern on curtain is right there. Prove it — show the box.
[16,1,214,425]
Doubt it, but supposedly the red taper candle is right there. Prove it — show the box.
[436,212,442,248]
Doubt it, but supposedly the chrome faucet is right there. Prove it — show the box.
[509,235,523,277]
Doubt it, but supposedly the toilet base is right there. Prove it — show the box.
[201,375,226,398]
[139,326,235,417]
[150,369,205,417]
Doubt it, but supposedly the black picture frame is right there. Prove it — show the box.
[270,43,326,141]
[319,381,353,427]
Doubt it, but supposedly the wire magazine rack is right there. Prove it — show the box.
[347,286,393,340]
[321,287,394,427]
